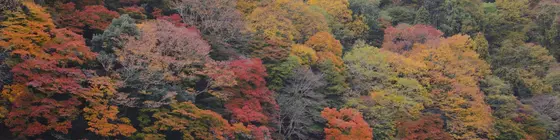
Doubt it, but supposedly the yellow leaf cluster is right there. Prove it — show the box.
[308,0,352,23]
[247,0,329,46]
[308,0,368,38]
[304,32,345,70]
[83,105,136,137]
[1,84,28,102]
[82,76,135,137]
[290,44,318,65]
[305,32,343,56]
[143,102,251,140]
[406,35,494,139]
[0,2,54,59]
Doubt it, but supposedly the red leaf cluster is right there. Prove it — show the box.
[54,3,119,33]
[225,59,278,124]
[152,8,187,27]
[5,93,81,136]
[11,29,95,95]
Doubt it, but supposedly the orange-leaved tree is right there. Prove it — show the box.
[1,2,97,137]
[0,1,54,59]
[408,35,494,139]
[141,102,251,140]
[82,77,136,137]
[399,114,452,140]
[321,108,373,140]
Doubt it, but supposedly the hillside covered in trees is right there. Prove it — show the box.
[0,0,559,139]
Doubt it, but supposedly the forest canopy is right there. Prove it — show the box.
[0,0,559,140]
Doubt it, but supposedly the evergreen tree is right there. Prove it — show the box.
[414,6,430,25]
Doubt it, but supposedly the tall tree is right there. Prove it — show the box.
[348,0,383,46]
[223,59,278,138]
[344,41,429,139]
[304,32,345,71]
[172,0,250,53]
[408,35,494,139]
[277,67,326,139]
[414,6,430,25]
[471,32,490,61]
[104,19,214,108]
[82,77,136,137]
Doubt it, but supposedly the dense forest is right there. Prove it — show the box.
[0,0,559,139]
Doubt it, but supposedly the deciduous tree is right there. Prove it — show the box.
[321,108,373,140]
[399,114,452,140]
[82,77,136,137]
[172,0,249,49]
[246,0,329,47]
[224,59,278,125]
[0,1,54,59]
[141,102,250,140]
[408,35,494,139]
[53,3,119,34]
[382,24,443,54]
[277,67,326,139]
[115,20,212,107]
[308,0,369,45]
[492,43,556,97]
[305,32,345,71]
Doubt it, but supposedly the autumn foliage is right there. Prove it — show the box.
[321,108,373,140]
[0,2,54,59]
[142,102,250,140]
[53,2,119,33]
[225,58,278,124]
[82,77,136,137]
[1,0,559,139]
[399,114,452,140]
[1,2,97,137]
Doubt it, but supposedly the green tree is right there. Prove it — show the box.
[545,16,560,61]
[344,41,429,139]
[308,0,369,46]
[266,56,301,91]
[483,0,531,46]
[380,6,415,26]
[439,0,484,36]
[472,32,490,61]
[546,69,560,94]
[348,0,383,46]
[491,43,556,97]
[414,6,430,24]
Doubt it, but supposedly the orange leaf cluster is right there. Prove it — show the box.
[399,114,452,140]
[144,102,250,140]
[0,2,54,59]
[321,108,373,140]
